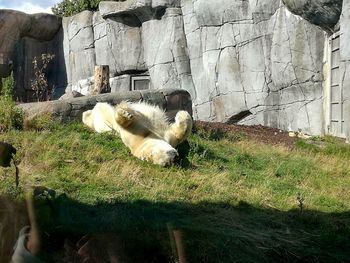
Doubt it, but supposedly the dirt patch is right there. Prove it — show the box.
[194,121,297,148]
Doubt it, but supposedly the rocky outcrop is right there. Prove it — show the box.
[99,0,181,21]
[0,10,65,100]
[181,0,325,135]
[282,0,342,32]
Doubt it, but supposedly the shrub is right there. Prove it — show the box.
[0,73,24,132]
[31,53,55,102]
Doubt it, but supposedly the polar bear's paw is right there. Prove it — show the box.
[175,111,192,129]
[165,111,193,147]
[115,108,134,128]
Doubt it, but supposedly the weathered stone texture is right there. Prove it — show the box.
[93,11,146,76]
[0,10,64,101]
[142,7,195,96]
[181,0,325,135]
[63,11,96,87]
[14,29,67,101]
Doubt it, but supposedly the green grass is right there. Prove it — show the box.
[1,123,350,262]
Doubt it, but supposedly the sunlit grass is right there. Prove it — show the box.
[1,122,350,261]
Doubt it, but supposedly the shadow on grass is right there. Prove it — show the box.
[1,193,350,263]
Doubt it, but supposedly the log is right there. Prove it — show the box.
[92,65,110,95]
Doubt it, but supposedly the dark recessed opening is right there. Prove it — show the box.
[226,110,252,124]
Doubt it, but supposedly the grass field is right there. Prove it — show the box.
[1,121,350,262]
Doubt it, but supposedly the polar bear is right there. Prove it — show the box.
[82,103,120,133]
[82,101,192,166]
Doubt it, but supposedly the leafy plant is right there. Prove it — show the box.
[31,53,55,102]
[52,0,126,17]
[0,73,23,132]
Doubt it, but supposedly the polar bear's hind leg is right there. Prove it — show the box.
[165,111,193,147]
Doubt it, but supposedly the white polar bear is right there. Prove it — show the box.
[82,103,120,133]
[82,101,192,166]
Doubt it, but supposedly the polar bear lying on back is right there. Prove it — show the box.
[82,101,192,166]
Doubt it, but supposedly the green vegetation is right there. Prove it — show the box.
[52,0,126,17]
[0,73,23,132]
[1,123,350,261]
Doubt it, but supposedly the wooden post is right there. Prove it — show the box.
[92,65,110,95]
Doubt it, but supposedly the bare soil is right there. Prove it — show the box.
[194,121,297,148]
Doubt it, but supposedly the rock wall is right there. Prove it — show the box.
[2,0,350,139]
[182,0,326,135]
[0,10,65,101]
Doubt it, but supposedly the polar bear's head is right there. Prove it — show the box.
[137,138,179,166]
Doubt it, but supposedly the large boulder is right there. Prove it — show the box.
[282,0,342,31]
[0,10,61,77]
[99,0,181,21]
[62,11,95,87]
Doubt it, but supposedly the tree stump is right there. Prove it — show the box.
[92,65,110,95]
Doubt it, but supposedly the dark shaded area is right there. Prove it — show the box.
[0,142,16,167]
[109,13,142,27]
[0,10,61,80]
[282,0,343,32]
[0,142,19,186]
[154,7,167,20]
[105,5,168,24]
[226,110,253,124]
[114,69,149,77]
[1,192,350,262]
[13,27,67,102]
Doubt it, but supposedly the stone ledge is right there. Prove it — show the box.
[17,88,192,122]
[99,0,180,20]
[99,0,152,19]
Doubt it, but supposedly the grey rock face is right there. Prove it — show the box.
[63,11,96,86]
[0,10,64,101]
[282,0,342,32]
[13,28,67,101]
[142,8,195,96]
[0,10,61,76]
[181,0,326,135]
[93,11,146,76]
